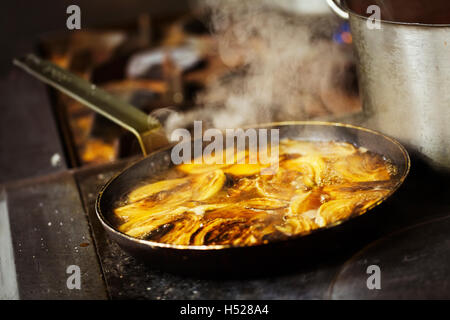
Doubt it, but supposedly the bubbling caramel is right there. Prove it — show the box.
[114,140,398,246]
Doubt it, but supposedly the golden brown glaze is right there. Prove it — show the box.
[114,140,398,246]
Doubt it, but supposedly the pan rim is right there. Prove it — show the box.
[95,120,411,251]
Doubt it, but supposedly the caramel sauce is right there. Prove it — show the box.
[114,140,398,247]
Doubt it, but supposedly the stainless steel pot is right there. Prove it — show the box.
[327,0,450,169]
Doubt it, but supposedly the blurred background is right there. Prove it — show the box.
[0,0,359,183]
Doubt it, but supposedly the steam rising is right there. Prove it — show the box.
[165,0,359,134]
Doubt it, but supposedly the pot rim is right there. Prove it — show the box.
[341,0,450,28]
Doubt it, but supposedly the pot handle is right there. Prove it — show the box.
[13,54,168,156]
[326,0,349,20]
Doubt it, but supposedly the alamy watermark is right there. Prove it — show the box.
[366,264,381,290]
[66,5,81,30]
[170,121,280,175]
[66,265,81,290]
[366,5,381,30]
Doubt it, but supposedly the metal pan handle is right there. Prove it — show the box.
[326,0,349,20]
[13,54,168,156]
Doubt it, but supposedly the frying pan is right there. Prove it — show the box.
[15,54,410,276]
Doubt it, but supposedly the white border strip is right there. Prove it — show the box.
[0,188,19,300]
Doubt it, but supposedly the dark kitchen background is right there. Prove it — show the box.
[0,0,192,182]
[1,0,450,300]
[0,0,361,182]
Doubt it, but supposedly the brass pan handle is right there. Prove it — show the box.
[13,53,168,156]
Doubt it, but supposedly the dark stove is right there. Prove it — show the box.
[3,110,450,299]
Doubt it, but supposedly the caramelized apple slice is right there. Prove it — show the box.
[127,177,189,203]
[119,205,188,236]
[224,163,270,176]
[315,199,358,227]
[240,197,288,210]
[191,169,226,201]
[332,153,392,183]
[177,150,246,174]
[276,216,317,236]
[288,190,323,215]
[282,155,327,186]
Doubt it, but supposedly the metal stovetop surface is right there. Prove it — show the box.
[2,153,450,299]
